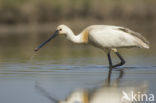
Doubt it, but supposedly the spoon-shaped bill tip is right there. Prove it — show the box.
[34,48,39,52]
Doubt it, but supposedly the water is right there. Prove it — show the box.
[0,49,156,103]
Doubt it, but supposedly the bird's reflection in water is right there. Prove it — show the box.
[36,68,148,103]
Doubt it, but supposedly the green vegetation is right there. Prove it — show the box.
[0,0,155,25]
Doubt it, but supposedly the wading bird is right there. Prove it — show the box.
[35,25,149,68]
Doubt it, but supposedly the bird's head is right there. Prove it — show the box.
[34,24,70,51]
[56,24,70,36]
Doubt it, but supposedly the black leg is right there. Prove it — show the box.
[107,50,126,68]
[107,67,112,86]
[112,52,125,68]
[107,51,113,68]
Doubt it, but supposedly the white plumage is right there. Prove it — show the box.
[86,25,149,49]
[35,24,149,68]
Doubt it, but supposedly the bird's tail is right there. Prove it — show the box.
[142,43,150,49]
[138,40,150,49]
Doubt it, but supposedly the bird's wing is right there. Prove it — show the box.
[88,25,149,45]
[117,27,149,45]
[87,25,149,48]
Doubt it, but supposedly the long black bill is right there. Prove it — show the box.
[34,30,59,52]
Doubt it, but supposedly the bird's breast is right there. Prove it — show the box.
[82,30,89,43]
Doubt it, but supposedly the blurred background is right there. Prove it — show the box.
[0,0,156,103]
[0,0,156,64]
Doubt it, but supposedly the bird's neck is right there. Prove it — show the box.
[66,29,84,44]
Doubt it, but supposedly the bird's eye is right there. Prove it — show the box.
[59,28,62,31]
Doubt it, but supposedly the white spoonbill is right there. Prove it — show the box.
[35,24,149,68]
